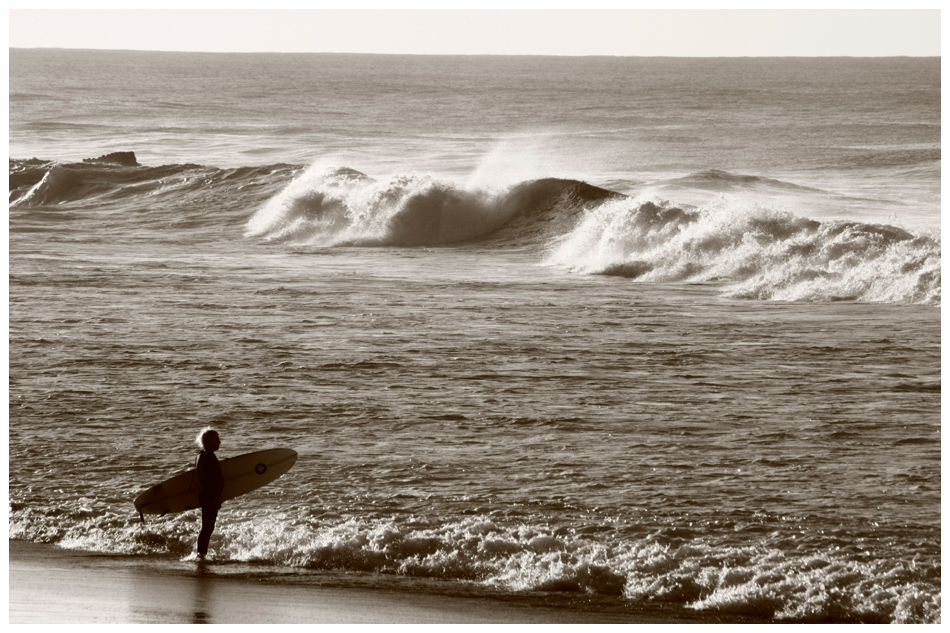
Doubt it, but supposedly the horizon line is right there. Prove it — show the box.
[10,47,942,59]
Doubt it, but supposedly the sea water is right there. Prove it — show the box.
[8,49,940,622]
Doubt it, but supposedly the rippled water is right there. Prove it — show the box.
[8,50,940,622]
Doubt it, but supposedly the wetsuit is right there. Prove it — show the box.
[196,450,224,557]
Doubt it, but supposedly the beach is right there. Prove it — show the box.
[8,50,940,624]
[10,540,756,624]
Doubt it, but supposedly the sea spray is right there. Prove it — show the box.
[10,51,941,626]
[8,503,939,623]
[245,165,620,248]
[245,165,514,246]
[545,195,941,305]
[9,156,939,307]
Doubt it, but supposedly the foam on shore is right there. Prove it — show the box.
[10,540,745,624]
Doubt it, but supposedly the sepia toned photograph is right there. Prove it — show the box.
[7,9,940,624]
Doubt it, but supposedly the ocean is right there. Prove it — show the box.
[7,49,941,623]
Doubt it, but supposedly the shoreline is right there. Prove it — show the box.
[9,539,760,624]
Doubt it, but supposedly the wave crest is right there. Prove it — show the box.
[9,505,939,623]
[245,165,620,247]
[10,156,939,306]
[546,197,940,305]
[8,158,297,209]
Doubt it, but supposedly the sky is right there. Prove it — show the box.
[6,9,942,57]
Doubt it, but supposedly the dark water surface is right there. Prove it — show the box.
[9,50,940,622]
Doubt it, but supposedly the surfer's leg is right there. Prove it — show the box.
[197,505,219,557]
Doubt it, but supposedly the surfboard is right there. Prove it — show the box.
[133,448,297,519]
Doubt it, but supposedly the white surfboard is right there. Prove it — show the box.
[134,448,297,519]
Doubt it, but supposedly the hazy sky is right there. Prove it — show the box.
[7,9,942,57]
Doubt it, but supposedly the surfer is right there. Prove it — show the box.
[195,428,224,559]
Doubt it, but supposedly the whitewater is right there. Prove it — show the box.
[8,50,940,623]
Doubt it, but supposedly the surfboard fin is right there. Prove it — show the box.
[139,510,146,524]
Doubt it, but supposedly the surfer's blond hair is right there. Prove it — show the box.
[196,426,219,450]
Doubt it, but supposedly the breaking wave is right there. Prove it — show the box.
[9,156,298,210]
[248,164,939,305]
[244,164,620,247]
[545,197,940,305]
[9,157,939,305]
[8,505,939,623]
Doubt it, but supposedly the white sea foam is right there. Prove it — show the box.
[9,505,939,623]
[245,164,513,247]
[10,52,941,624]
[545,195,940,305]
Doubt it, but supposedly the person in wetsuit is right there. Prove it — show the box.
[195,428,224,558]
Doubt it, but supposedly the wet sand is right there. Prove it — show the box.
[10,540,739,624]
